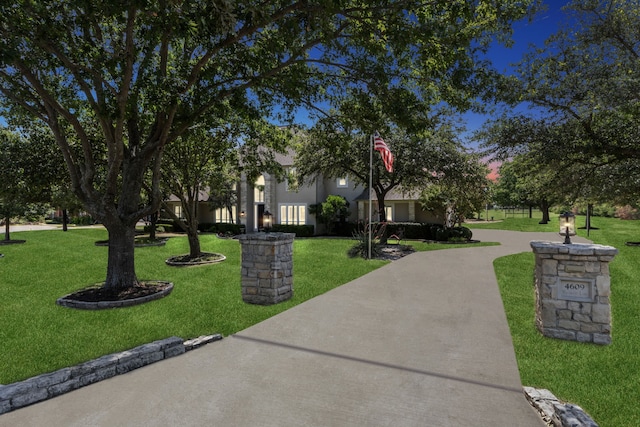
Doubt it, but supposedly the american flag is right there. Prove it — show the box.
[374,132,393,173]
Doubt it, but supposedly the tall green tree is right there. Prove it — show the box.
[484,0,640,210]
[0,0,536,291]
[160,115,287,258]
[295,116,469,223]
[419,151,491,228]
[0,128,60,241]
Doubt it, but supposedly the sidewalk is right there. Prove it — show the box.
[0,230,588,426]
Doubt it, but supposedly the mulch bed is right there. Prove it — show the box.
[57,281,174,310]
[165,252,226,266]
[66,282,173,302]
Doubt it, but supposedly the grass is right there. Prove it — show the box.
[0,228,492,385]
[469,215,640,427]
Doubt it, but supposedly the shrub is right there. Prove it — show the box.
[333,221,358,237]
[450,226,473,241]
[425,224,472,242]
[435,226,450,242]
[209,223,243,235]
[198,222,215,232]
[143,224,166,233]
[348,221,386,259]
[156,220,175,232]
[271,224,314,237]
[71,215,94,225]
[615,205,640,220]
[385,222,434,240]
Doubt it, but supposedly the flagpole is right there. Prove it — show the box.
[368,133,373,260]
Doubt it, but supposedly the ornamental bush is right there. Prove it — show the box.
[271,224,314,237]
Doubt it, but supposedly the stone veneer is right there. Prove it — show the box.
[530,241,618,345]
[238,232,294,305]
[0,335,222,415]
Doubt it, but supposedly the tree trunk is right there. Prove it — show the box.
[185,196,201,258]
[3,216,10,241]
[187,226,201,258]
[103,220,139,291]
[62,209,68,232]
[539,199,550,224]
[227,205,234,224]
[149,211,158,240]
[374,189,388,244]
[583,204,598,229]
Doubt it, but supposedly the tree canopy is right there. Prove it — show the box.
[481,0,640,211]
[295,111,474,222]
[0,127,62,240]
[0,0,536,290]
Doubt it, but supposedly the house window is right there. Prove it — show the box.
[385,206,393,222]
[254,175,265,203]
[173,205,183,219]
[279,204,306,225]
[337,177,348,188]
[215,206,236,223]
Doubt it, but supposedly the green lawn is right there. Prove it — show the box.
[470,215,640,427]
[6,219,633,426]
[0,228,491,385]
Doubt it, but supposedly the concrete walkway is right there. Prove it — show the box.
[0,229,590,426]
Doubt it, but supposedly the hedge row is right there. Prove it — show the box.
[383,222,473,242]
[271,224,315,237]
[148,220,471,241]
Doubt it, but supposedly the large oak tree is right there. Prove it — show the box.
[482,0,640,211]
[0,0,535,291]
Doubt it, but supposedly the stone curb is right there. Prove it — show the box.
[56,282,174,310]
[0,334,222,415]
[524,386,599,427]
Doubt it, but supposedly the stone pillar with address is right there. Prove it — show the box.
[239,233,294,305]
[530,241,618,345]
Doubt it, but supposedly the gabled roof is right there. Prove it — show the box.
[166,189,211,203]
[354,187,421,201]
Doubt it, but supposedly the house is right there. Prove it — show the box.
[162,147,442,234]
[163,147,443,234]
[237,150,443,234]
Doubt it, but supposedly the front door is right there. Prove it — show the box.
[257,204,265,231]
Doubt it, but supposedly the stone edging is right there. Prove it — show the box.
[165,253,226,267]
[524,386,599,427]
[56,282,174,310]
[0,334,222,416]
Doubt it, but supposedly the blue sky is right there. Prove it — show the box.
[462,0,572,142]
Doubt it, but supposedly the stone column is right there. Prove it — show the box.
[530,241,618,345]
[239,233,294,305]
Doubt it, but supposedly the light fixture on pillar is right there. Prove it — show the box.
[240,211,246,218]
[263,210,272,233]
[559,211,576,244]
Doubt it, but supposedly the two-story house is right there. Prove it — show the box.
[236,150,442,234]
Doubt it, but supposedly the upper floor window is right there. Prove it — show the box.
[254,175,265,203]
[337,177,348,188]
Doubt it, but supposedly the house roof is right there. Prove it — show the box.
[354,187,421,201]
[273,148,295,166]
[166,189,211,203]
